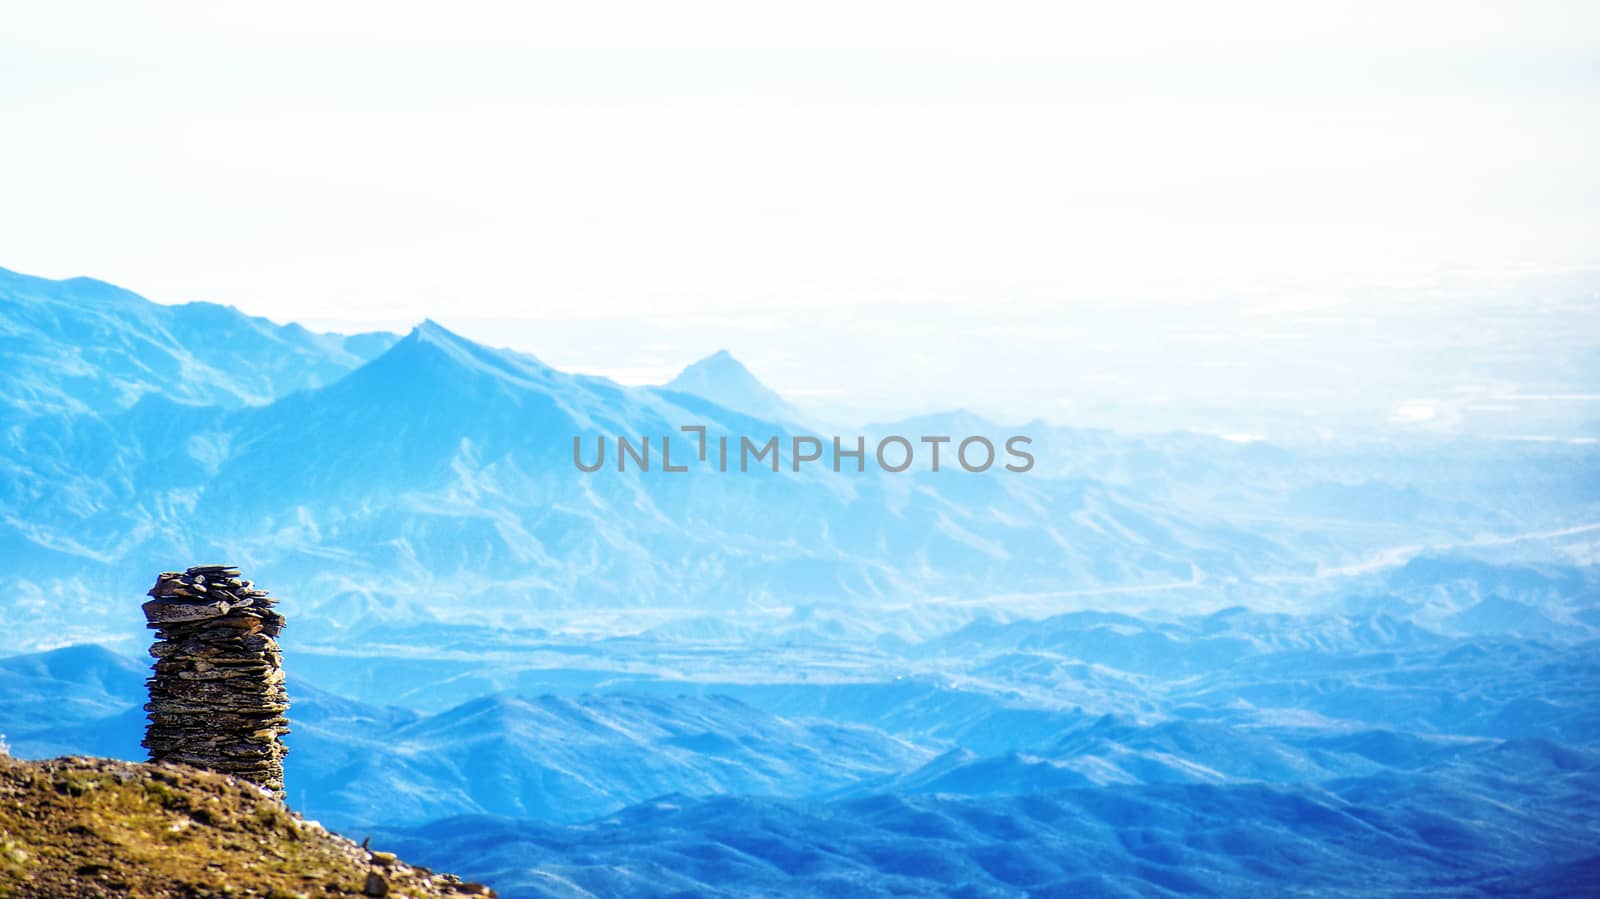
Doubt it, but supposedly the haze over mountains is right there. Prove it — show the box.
[3,265,1598,896]
[3,266,1595,654]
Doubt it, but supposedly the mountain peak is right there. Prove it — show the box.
[664,350,796,423]
[409,318,464,344]
[675,349,748,377]
[350,319,555,396]
[398,320,542,365]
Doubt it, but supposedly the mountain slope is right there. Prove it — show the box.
[0,266,395,418]
[0,645,147,759]
[371,740,1600,899]
[663,349,799,424]
[291,692,930,827]
[0,314,1289,651]
[0,753,494,898]
[0,646,935,832]
[2,268,1595,655]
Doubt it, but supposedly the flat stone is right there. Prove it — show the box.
[142,599,231,623]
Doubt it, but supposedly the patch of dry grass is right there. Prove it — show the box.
[0,755,493,898]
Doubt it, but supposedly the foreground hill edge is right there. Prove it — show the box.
[0,753,495,898]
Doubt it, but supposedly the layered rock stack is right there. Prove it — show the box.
[141,565,290,797]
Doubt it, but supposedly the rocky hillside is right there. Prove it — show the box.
[0,754,494,898]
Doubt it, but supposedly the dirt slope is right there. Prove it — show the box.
[0,754,494,898]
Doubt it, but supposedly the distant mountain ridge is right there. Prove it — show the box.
[0,265,1596,656]
[0,266,395,418]
[368,739,1600,899]
[0,644,931,831]
[4,265,1599,899]
[0,268,1305,651]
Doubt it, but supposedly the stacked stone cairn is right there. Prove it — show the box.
[141,565,290,797]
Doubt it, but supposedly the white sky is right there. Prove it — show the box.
[3,1,1597,436]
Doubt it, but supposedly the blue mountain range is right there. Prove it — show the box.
[2,265,1598,897]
